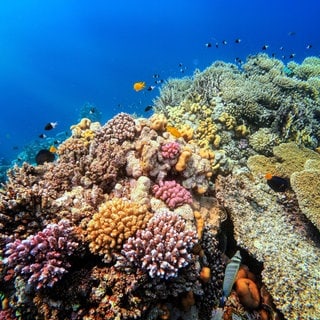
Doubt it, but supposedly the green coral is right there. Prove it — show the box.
[249,128,280,155]
[288,56,320,80]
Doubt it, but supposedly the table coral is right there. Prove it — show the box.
[86,198,152,263]
[118,210,198,279]
[152,180,193,209]
[4,219,78,289]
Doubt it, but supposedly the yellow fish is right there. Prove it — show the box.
[49,145,57,153]
[166,125,182,138]
[133,81,146,92]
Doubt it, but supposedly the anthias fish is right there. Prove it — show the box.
[133,81,146,92]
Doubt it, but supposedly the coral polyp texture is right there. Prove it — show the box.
[118,210,198,279]
[152,180,193,209]
[2,54,320,319]
[4,219,78,289]
[86,198,152,262]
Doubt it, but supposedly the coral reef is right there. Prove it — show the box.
[3,54,320,319]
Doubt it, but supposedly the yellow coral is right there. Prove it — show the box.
[194,210,204,239]
[218,112,237,130]
[175,148,192,172]
[71,118,91,134]
[86,198,152,262]
[194,118,217,146]
[235,124,250,137]
[150,114,167,131]
[179,125,194,141]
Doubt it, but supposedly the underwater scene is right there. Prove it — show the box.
[0,0,320,319]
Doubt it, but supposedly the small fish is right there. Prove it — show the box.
[153,74,160,78]
[289,53,296,59]
[154,79,163,85]
[89,108,95,114]
[306,44,312,49]
[205,42,212,48]
[262,44,269,50]
[133,81,146,92]
[49,145,57,153]
[215,42,219,48]
[35,149,55,165]
[44,122,58,130]
[147,85,156,91]
[144,105,153,112]
[39,134,47,139]
[235,38,241,43]
[222,40,227,45]
[279,46,284,50]
[288,31,296,36]
[166,125,182,138]
[271,53,276,58]
[265,173,289,192]
[235,57,243,64]
[221,251,242,306]
[178,63,183,67]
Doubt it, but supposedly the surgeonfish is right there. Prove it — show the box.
[133,81,146,92]
[221,250,242,306]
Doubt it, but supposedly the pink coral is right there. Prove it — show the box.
[4,219,78,289]
[152,180,193,209]
[118,211,198,279]
[160,142,181,160]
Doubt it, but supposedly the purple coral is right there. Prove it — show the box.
[119,211,198,279]
[4,219,78,290]
[152,180,193,209]
[161,142,181,160]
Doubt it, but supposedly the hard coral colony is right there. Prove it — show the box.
[0,54,320,319]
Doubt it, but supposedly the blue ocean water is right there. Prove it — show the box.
[0,0,319,164]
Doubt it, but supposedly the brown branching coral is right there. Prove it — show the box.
[86,266,147,320]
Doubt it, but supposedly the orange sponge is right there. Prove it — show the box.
[234,278,260,309]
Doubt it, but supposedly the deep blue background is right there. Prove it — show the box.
[0,0,319,162]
